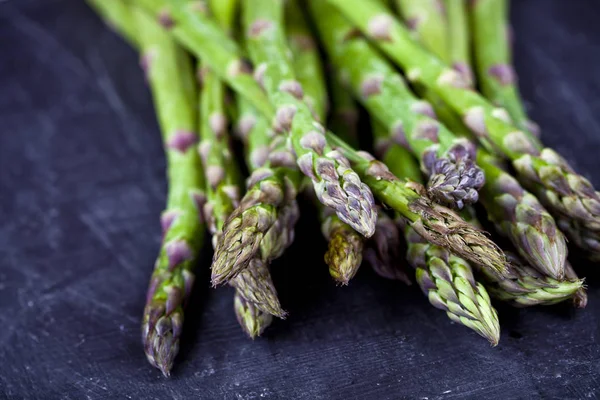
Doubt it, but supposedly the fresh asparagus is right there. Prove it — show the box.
[385,143,499,344]
[241,0,376,237]
[446,0,474,85]
[310,0,483,210]
[284,0,328,123]
[476,151,567,280]
[125,5,205,377]
[326,134,510,277]
[481,253,584,308]
[394,0,449,64]
[470,0,538,136]
[285,0,365,285]
[233,99,298,319]
[204,0,287,321]
[326,0,600,256]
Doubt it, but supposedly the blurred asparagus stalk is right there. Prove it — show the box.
[470,0,538,135]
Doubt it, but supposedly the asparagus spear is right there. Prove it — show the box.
[285,0,366,285]
[470,0,538,136]
[309,0,483,210]
[114,5,205,377]
[233,99,295,334]
[480,253,584,308]
[203,0,287,320]
[459,206,585,308]
[241,0,376,237]
[446,0,474,86]
[284,0,328,123]
[385,143,499,344]
[326,0,600,257]
[476,151,567,280]
[394,0,449,64]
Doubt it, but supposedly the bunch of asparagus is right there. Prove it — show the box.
[87,0,597,376]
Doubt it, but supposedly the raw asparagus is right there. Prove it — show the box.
[310,0,484,210]
[394,0,449,64]
[481,253,584,308]
[446,0,474,85]
[204,0,287,320]
[241,0,377,237]
[285,0,365,285]
[477,151,567,280]
[470,0,539,135]
[326,0,600,255]
[130,6,205,377]
[386,143,499,344]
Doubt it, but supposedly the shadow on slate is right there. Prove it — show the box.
[0,0,599,399]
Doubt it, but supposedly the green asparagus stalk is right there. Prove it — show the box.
[203,0,287,321]
[86,0,138,47]
[460,206,585,308]
[326,133,510,277]
[233,99,297,333]
[241,0,377,238]
[470,0,538,136]
[122,6,205,377]
[446,0,474,85]
[385,143,499,344]
[197,62,239,247]
[390,0,476,155]
[481,253,584,308]
[394,0,449,64]
[476,151,567,280]
[285,0,365,285]
[327,0,600,257]
[309,0,484,210]
[284,0,328,123]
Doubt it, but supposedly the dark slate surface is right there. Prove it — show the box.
[1,1,599,399]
